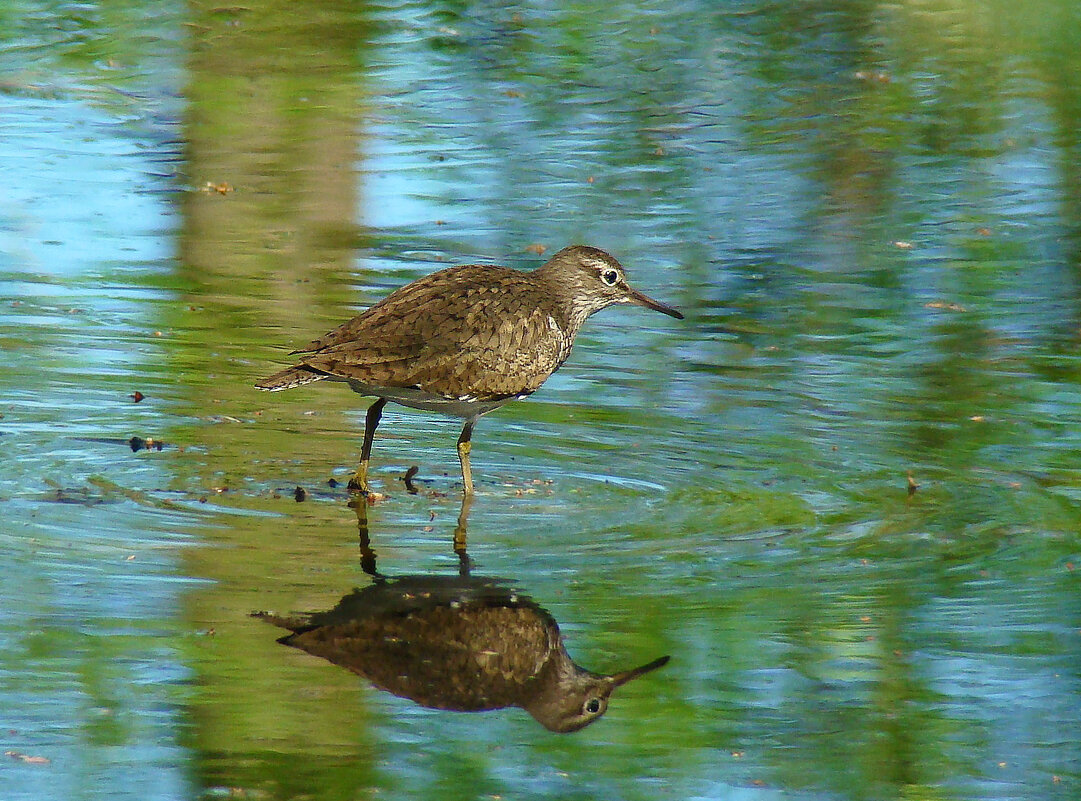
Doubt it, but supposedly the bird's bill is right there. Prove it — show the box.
[624,286,684,320]
[610,654,671,687]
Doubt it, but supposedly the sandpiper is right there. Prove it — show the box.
[256,245,682,494]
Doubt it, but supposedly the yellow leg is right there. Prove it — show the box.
[453,493,473,567]
[456,417,476,495]
[348,398,386,494]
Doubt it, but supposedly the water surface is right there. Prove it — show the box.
[2,2,1080,800]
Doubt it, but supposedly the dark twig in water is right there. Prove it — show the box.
[129,436,164,452]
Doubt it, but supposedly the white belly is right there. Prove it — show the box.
[342,379,514,418]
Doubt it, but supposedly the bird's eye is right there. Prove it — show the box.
[601,268,620,286]
[584,698,602,715]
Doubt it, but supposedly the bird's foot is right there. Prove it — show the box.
[347,476,387,503]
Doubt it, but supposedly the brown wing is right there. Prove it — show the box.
[286,264,573,401]
[289,265,491,354]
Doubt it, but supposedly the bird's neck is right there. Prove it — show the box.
[534,269,594,337]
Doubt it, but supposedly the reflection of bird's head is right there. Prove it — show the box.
[524,654,671,733]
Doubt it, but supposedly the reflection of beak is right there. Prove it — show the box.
[610,654,671,687]
[624,286,684,320]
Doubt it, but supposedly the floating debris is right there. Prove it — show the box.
[129,436,164,452]
[924,301,966,312]
[854,69,891,83]
[5,750,50,765]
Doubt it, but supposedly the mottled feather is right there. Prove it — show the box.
[254,245,682,493]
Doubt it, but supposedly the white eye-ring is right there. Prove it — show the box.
[600,268,621,286]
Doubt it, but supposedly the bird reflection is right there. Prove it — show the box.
[255,499,669,733]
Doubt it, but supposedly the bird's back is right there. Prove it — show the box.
[266,263,576,402]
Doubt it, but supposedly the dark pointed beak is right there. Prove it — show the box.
[609,654,671,687]
[624,286,684,320]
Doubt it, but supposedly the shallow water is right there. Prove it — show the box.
[2,1,1080,799]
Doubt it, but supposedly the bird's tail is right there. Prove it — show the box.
[255,365,327,391]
